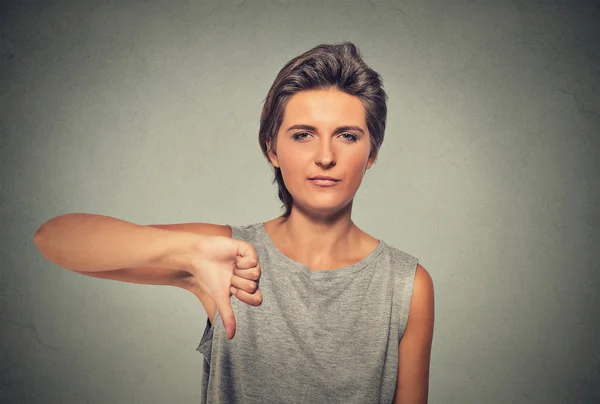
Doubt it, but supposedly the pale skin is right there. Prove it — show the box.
[34,87,434,403]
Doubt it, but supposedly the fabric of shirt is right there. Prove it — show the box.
[196,222,418,404]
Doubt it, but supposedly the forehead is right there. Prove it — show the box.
[282,88,366,127]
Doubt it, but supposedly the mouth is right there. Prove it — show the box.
[308,176,340,187]
[309,176,340,182]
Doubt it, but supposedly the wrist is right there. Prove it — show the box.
[152,229,205,273]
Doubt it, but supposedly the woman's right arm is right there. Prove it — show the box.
[32,213,236,293]
[33,213,207,275]
[33,213,259,339]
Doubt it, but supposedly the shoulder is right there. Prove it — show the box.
[414,264,433,295]
[380,242,419,272]
[379,244,430,306]
[405,263,435,335]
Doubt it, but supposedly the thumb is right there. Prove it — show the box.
[213,294,236,340]
[237,240,257,261]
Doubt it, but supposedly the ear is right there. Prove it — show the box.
[266,139,280,168]
[366,150,377,170]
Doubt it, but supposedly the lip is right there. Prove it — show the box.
[309,179,339,187]
[309,175,340,181]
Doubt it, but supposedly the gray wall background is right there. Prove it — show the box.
[1,0,599,403]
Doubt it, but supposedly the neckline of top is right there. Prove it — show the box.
[255,222,386,278]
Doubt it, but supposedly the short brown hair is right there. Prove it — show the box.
[258,41,388,219]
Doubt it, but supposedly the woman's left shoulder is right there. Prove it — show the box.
[413,263,434,303]
[415,263,432,281]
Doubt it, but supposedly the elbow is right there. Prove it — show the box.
[33,223,46,247]
[32,222,64,267]
[32,215,63,254]
[33,223,52,261]
[33,214,69,245]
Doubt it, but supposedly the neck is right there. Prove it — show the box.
[270,202,361,269]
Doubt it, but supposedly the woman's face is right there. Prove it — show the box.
[268,87,375,217]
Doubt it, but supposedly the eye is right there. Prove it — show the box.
[292,132,311,141]
[340,133,358,142]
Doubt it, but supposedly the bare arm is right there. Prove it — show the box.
[33,213,260,339]
[33,213,201,273]
[394,264,435,404]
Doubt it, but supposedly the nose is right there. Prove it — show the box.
[314,139,336,169]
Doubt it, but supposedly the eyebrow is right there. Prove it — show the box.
[286,124,365,135]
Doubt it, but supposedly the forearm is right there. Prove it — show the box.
[71,267,194,288]
[33,213,201,273]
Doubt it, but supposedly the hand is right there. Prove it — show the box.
[230,251,262,305]
[187,235,262,340]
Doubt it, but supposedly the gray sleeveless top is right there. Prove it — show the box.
[196,223,418,404]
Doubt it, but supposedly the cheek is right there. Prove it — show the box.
[347,150,371,171]
[277,148,306,174]
[276,157,301,190]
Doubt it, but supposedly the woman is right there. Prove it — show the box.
[33,42,434,404]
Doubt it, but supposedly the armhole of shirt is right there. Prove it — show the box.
[196,316,213,363]
[397,254,419,342]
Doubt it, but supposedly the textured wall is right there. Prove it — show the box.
[1,0,599,403]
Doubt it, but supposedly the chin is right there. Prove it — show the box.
[295,198,353,217]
